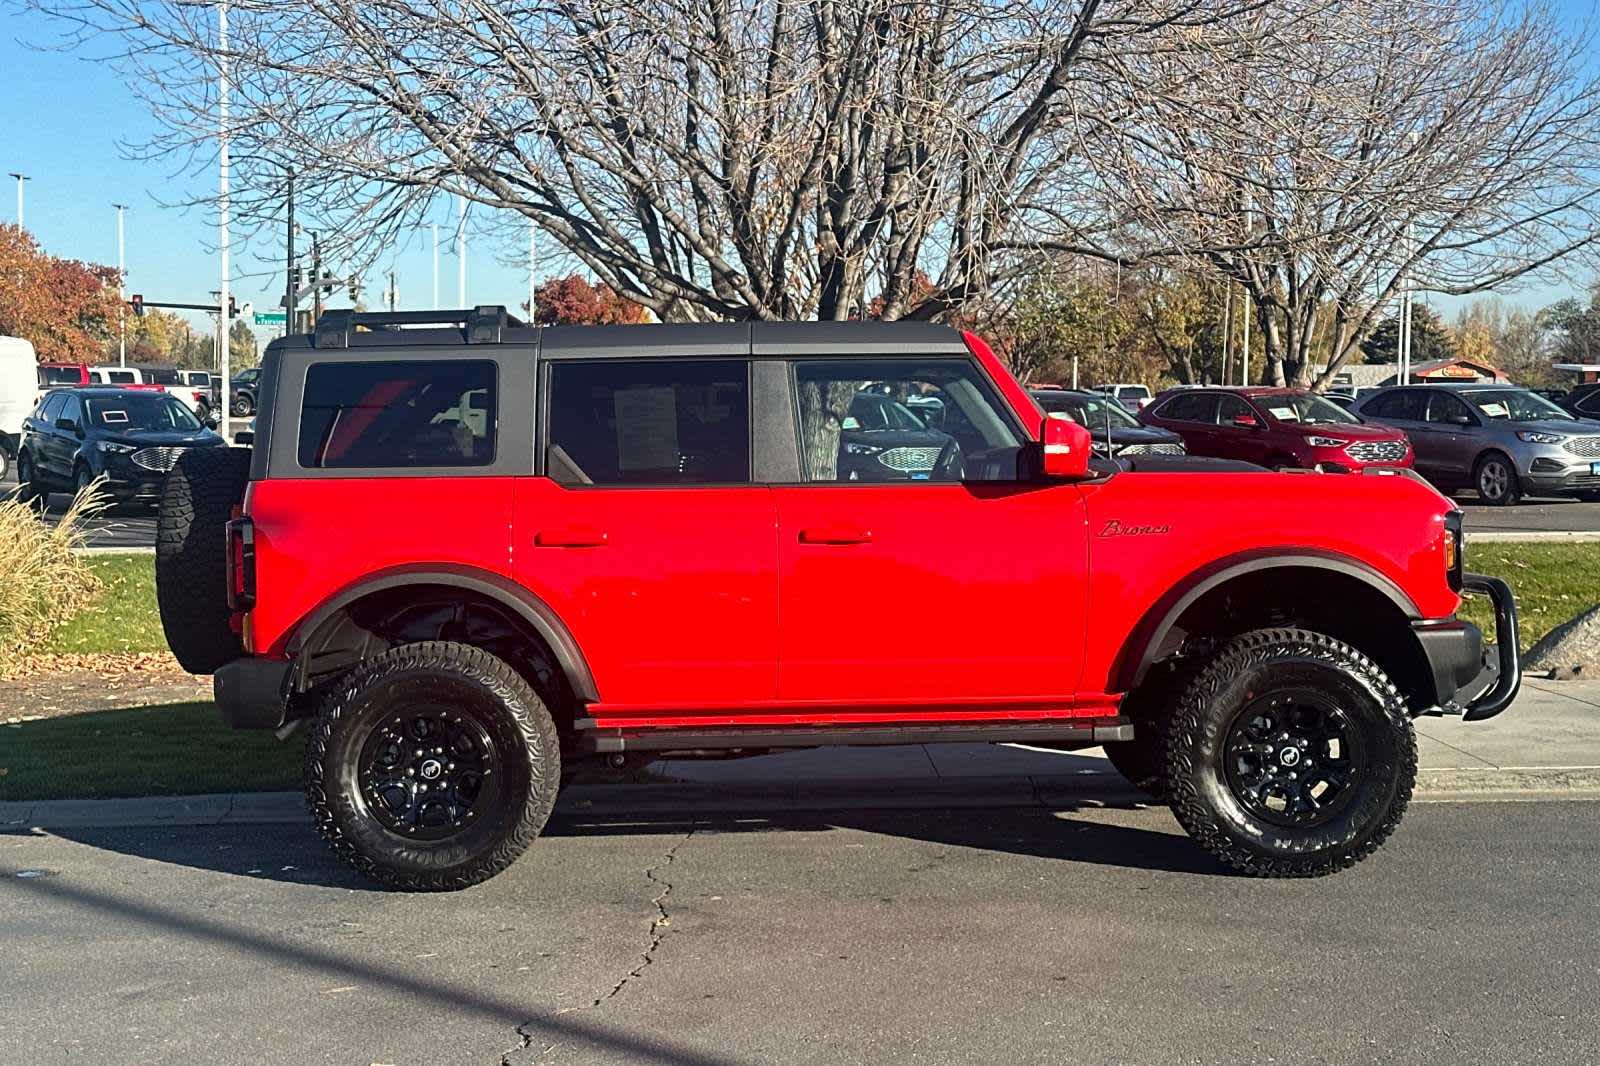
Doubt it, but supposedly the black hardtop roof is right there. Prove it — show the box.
[265,306,969,358]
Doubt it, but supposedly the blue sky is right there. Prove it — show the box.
[1,3,1594,346]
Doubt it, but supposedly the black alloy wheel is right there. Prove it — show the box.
[1221,690,1363,828]
[357,707,502,840]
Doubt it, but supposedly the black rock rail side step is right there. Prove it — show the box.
[574,718,1134,755]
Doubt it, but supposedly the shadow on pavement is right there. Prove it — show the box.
[39,802,1231,889]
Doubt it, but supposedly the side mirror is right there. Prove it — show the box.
[55,417,80,434]
[1041,412,1093,479]
[1231,414,1260,429]
[1450,414,1474,426]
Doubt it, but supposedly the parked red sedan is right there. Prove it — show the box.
[1139,387,1413,472]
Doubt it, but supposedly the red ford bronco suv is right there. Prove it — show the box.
[154,307,1519,891]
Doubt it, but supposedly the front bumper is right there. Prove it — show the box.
[1413,573,1521,721]
[214,657,292,729]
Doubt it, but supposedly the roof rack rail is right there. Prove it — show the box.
[312,305,525,349]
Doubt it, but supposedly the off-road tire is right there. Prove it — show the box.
[1473,452,1521,506]
[1165,628,1416,878]
[305,641,560,891]
[156,446,252,674]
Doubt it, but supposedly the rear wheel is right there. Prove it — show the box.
[232,393,254,417]
[1165,628,1415,877]
[1474,452,1521,506]
[305,641,560,891]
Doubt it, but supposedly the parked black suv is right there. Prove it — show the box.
[231,367,262,416]
[1560,383,1600,422]
[15,387,225,507]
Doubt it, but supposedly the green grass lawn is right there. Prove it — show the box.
[1457,542,1600,650]
[0,702,302,802]
[44,553,166,654]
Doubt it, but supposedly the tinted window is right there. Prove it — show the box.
[37,392,66,422]
[105,370,137,384]
[39,366,81,385]
[1158,392,1219,423]
[546,360,749,485]
[59,394,83,427]
[794,359,1021,483]
[1577,392,1600,416]
[1215,395,1253,425]
[140,367,181,386]
[1426,392,1475,425]
[298,360,497,469]
[1368,390,1425,420]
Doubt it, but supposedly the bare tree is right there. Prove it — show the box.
[32,0,1269,323]
[1039,0,1600,387]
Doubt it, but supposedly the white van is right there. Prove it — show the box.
[0,335,40,481]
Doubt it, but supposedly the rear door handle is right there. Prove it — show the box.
[798,526,873,545]
[535,527,608,548]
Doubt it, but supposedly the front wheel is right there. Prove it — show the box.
[15,452,46,508]
[305,641,561,891]
[1474,453,1522,506]
[1165,628,1416,878]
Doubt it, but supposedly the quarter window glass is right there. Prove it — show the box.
[298,360,497,469]
[794,359,1022,483]
[546,360,750,485]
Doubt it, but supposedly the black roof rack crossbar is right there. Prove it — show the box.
[313,306,525,348]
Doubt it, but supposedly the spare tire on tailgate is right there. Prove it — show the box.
[157,446,253,674]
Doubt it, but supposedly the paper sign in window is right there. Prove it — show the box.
[1478,402,1509,419]
[614,386,679,471]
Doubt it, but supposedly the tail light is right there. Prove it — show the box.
[226,513,256,611]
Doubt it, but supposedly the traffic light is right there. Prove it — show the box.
[130,294,144,316]
[228,295,238,318]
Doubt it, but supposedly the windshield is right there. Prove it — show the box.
[1034,392,1139,430]
[1257,393,1360,426]
[1463,389,1570,422]
[85,393,203,432]
[849,393,926,431]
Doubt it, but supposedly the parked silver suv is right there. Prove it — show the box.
[1354,383,1600,505]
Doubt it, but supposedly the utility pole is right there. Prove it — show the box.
[386,269,398,311]
[311,231,323,325]
[113,203,128,367]
[456,194,467,307]
[218,0,232,440]
[431,223,440,309]
[1398,221,1414,385]
[8,173,28,226]
[285,168,296,337]
[1240,189,1252,387]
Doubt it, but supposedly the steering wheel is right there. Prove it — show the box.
[933,438,965,481]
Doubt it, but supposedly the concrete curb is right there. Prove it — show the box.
[5,767,1598,831]
[1469,531,1600,542]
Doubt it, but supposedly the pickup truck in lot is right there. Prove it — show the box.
[154,309,1519,891]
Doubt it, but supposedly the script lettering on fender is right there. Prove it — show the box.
[1098,519,1171,538]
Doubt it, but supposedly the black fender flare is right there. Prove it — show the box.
[1115,550,1423,693]
[286,564,599,702]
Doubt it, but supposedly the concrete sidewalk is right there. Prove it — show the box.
[3,680,1597,832]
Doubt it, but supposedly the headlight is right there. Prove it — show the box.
[1516,431,1565,444]
[1305,436,1347,448]
[844,442,883,456]
[98,441,138,454]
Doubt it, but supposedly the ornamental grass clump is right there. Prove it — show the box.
[0,483,108,665]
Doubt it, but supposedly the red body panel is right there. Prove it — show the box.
[245,477,516,657]
[511,480,779,708]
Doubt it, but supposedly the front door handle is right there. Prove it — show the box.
[535,527,608,548]
[798,525,873,545]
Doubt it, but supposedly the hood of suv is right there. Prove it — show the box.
[94,428,223,448]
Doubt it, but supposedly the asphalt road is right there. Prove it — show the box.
[3,800,1597,1065]
[3,462,1598,548]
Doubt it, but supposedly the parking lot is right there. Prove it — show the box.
[3,799,1597,1065]
[5,463,1598,547]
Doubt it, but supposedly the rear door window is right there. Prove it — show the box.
[1158,392,1219,423]
[545,359,750,485]
[298,360,497,469]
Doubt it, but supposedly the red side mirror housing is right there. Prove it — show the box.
[1232,414,1259,429]
[1041,413,1093,479]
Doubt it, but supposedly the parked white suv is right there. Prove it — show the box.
[1093,383,1155,411]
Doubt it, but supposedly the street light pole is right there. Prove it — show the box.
[113,203,128,367]
[456,194,467,307]
[285,168,296,336]
[217,0,232,440]
[7,173,28,226]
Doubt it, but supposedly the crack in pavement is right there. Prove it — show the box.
[500,829,695,1063]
